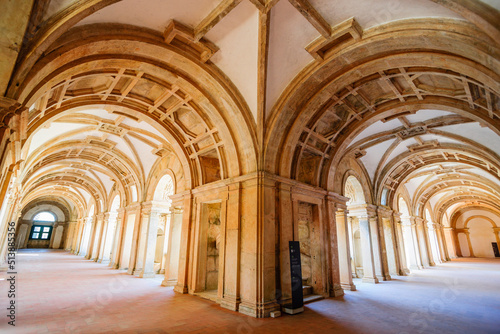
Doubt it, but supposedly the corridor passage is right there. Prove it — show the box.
[1,250,499,334]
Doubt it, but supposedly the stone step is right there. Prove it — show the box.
[303,294,324,304]
[302,285,313,296]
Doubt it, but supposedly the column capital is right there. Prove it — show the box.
[377,206,393,217]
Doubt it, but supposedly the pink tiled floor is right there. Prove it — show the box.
[1,250,500,333]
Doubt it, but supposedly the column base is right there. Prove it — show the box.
[340,283,356,292]
[382,274,391,281]
[331,284,345,297]
[362,277,379,284]
[133,269,142,276]
[174,284,188,294]
[409,265,423,270]
[161,278,177,287]
[139,271,155,278]
[220,295,240,312]
[238,300,280,318]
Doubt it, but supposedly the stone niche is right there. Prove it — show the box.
[205,203,221,291]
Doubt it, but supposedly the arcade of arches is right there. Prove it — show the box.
[1,0,500,322]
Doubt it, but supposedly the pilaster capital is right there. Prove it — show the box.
[377,206,393,217]
[326,191,349,207]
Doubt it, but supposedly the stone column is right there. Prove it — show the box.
[443,227,455,260]
[428,223,442,264]
[162,210,181,286]
[333,204,356,292]
[110,208,126,269]
[377,207,393,280]
[401,217,422,270]
[220,182,241,311]
[394,215,408,271]
[126,204,143,274]
[174,193,193,294]
[435,225,447,262]
[85,215,97,259]
[368,210,385,281]
[358,214,378,283]
[80,216,93,257]
[464,229,475,257]
[415,217,430,267]
[139,208,161,278]
[422,220,435,266]
[97,213,111,262]
[91,213,104,261]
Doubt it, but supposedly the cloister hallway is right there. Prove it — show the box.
[1,250,499,334]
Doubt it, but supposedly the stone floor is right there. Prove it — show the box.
[1,250,499,333]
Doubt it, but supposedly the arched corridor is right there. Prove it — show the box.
[1,0,500,331]
[1,249,499,333]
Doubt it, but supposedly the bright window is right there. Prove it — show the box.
[33,211,56,222]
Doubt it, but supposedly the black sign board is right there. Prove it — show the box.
[289,241,304,309]
[492,242,500,258]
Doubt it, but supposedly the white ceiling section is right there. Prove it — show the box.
[75,0,220,30]
[206,0,260,120]
[266,0,317,117]
[310,0,463,29]
[359,139,395,181]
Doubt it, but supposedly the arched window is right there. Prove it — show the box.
[154,174,175,204]
[33,211,56,222]
[344,175,366,205]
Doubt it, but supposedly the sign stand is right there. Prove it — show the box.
[283,241,304,315]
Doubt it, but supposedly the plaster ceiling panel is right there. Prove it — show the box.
[45,0,80,21]
[429,191,447,209]
[404,109,454,123]
[359,139,395,181]
[75,0,220,31]
[205,1,259,121]
[468,168,500,186]
[90,170,115,194]
[309,0,464,31]
[437,123,500,156]
[126,135,159,179]
[28,123,89,156]
[266,0,318,117]
[348,119,401,147]
[385,138,418,164]
[480,0,500,11]
[403,176,427,202]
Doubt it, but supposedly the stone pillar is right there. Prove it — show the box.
[91,213,104,261]
[368,213,385,281]
[465,229,475,257]
[127,204,143,274]
[110,208,126,269]
[376,207,393,280]
[358,214,378,283]
[428,223,442,264]
[434,223,449,263]
[162,210,182,286]
[401,217,423,270]
[220,182,241,312]
[174,193,193,294]
[99,212,117,263]
[139,208,161,278]
[394,217,407,272]
[333,203,355,292]
[85,215,97,259]
[97,213,111,262]
[80,216,93,257]
[422,220,436,266]
[415,217,430,267]
[443,227,455,260]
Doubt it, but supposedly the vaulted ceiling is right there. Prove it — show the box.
[1,0,499,222]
